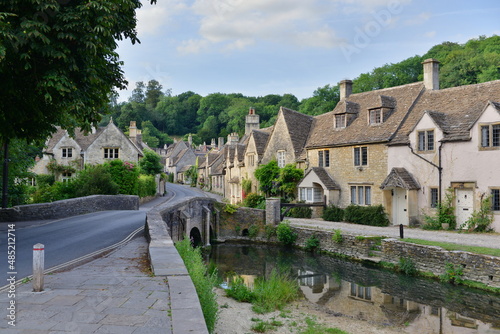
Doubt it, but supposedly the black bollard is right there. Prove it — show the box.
[399,224,404,239]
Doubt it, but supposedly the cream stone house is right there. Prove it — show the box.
[33,120,145,181]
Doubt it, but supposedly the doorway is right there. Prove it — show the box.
[392,188,409,226]
[456,188,474,228]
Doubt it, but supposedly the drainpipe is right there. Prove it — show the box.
[408,141,444,205]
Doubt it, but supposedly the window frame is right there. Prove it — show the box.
[277,150,286,168]
[317,150,330,168]
[62,147,73,158]
[335,114,346,129]
[350,185,371,205]
[353,146,368,166]
[417,129,435,152]
[480,123,500,149]
[430,187,439,208]
[104,147,119,159]
[491,188,500,211]
[369,109,382,125]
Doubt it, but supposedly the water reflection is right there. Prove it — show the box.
[208,243,500,334]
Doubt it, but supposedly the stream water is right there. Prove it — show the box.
[207,243,500,334]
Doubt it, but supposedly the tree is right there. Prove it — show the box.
[0,0,156,206]
[254,160,281,197]
[145,79,164,110]
[278,164,304,200]
[139,149,164,175]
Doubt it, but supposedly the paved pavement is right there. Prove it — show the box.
[0,236,171,333]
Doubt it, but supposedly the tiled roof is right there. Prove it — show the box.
[252,128,271,156]
[391,80,500,144]
[281,107,314,155]
[309,167,340,190]
[307,82,425,148]
[380,167,420,190]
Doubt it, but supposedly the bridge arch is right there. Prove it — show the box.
[190,227,203,247]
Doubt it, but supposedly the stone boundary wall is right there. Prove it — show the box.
[218,206,265,240]
[381,238,500,287]
[0,195,139,222]
[145,196,214,334]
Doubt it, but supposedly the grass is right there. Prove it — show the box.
[226,269,300,314]
[402,238,500,257]
[250,317,284,333]
[298,317,350,334]
[175,238,219,333]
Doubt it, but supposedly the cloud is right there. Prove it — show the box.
[136,0,187,36]
[424,31,436,38]
[405,12,432,26]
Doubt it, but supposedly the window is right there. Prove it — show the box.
[492,189,500,211]
[335,114,346,128]
[104,148,119,159]
[318,150,330,167]
[481,124,500,148]
[277,151,286,168]
[353,147,368,166]
[369,109,382,124]
[430,188,439,208]
[300,188,314,202]
[62,172,72,182]
[350,283,371,301]
[350,186,371,205]
[62,148,73,158]
[417,130,435,151]
[248,154,255,167]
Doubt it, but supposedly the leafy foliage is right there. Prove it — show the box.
[398,257,417,276]
[276,220,297,246]
[73,165,120,197]
[137,175,156,198]
[343,205,390,226]
[304,235,320,252]
[105,160,139,195]
[241,193,265,208]
[461,194,494,232]
[322,205,345,222]
[288,205,312,218]
[331,229,343,244]
[139,149,163,175]
[440,262,464,285]
[254,160,280,196]
[423,188,456,230]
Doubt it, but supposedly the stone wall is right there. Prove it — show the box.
[217,205,266,240]
[381,238,500,287]
[0,195,139,222]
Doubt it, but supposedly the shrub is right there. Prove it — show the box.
[74,165,120,197]
[175,238,219,333]
[440,262,464,285]
[343,205,389,226]
[226,276,255,303]
[248,224,260,238]
[265,225,277,240]
[242,193,265,208]
[304,235,320,252]
[288,205,312,218]
[423,188,456,230]
[276,220,297,246]
[223,203,238,214]
[398,257,417,276]
[332,229,343,244]
[137,174,156,197]
[461,194,494,232]
[322,205,344,222]
[36,174,55,187]
[105,159,139,195]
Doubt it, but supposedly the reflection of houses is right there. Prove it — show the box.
[33,120,146,181]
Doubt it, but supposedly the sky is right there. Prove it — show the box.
[116,0,500,102]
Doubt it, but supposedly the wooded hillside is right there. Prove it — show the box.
[102,35,500,147]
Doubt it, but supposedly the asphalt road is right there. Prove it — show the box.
[0,210,146,287]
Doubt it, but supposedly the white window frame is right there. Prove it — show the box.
[350,185,371,205]
[62,147,73,158]
[335,114,346,129]
[277,150,286,168]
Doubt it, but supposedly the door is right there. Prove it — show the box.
[456,189,474,228]
[392,188,408,226]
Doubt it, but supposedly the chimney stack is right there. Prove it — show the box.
[227,132,239,145]
[188,134,193,147]
[422,58,440,90]
[245,107,260,135]
[129,121,137,139]
[339,79,352,100]
[218,137,224,150]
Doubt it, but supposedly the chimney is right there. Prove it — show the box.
[339,79,352,100]
[245,107,260,135]
[218,137,224,150]
[188,134,193,147]
[211,138,216,147]
[227,132,239,145]
[129,121,137,139]
[422,58,440,90]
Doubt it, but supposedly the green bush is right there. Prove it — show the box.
[461,195,494,232]
[36,174,55,187]
[423,188,456,230]
[226,276,255,303]
[322,205,344,222]
[105,159,139,195]
[332,229,343,244]
[265,225,277,240]
[304,235,320,252]
[440,262,464,285]
[276,220,297,246]
[137,174,156,198]
[248,224,260,238]
[343,205,389,226]
[74,165,120,197]
[242,193,265,208]
[288,205,312,218]
[175,238,219,333]
[398,257,417,276]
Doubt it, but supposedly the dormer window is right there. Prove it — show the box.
[480,123,500,149]
[417,130,435,152]
[335,114,346,129]
[369,109,382,124]
[62,148,73,158]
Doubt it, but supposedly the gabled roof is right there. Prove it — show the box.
[391,80,500,144]
[307,82,425,148]
[303,167,340,190]
[380,167,420,190]
[251,128,272,157]
[280,107,314,155]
